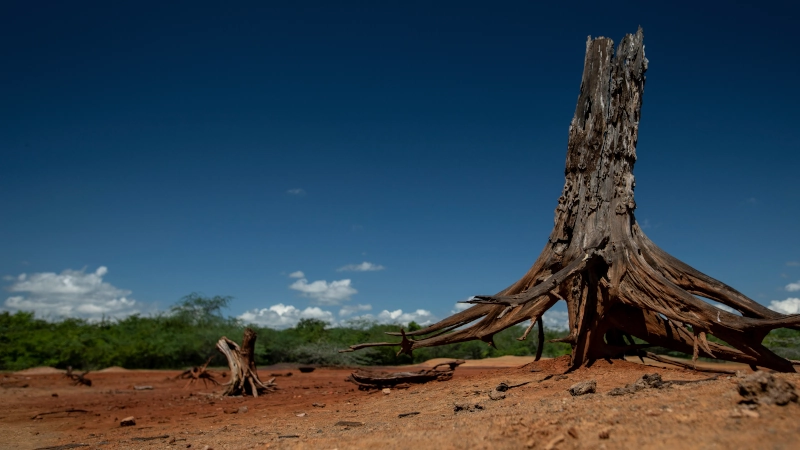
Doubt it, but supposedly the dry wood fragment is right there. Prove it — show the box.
[334,421,364,427]
[33,444,89,450]
[495,381,530,391]
[31,409,88,420]
[343,27,800,373]
[216,328,277,396]
[131,435,170,441]
[346,360,464,390]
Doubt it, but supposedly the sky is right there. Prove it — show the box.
[1,1,799,329]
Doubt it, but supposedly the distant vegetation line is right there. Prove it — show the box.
[1,294,798,371]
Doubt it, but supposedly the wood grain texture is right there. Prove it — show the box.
[216,328,277,396]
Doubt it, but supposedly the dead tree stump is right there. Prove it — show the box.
[216,328,276,396]
[65,366,91,386]
[344,28,800,372]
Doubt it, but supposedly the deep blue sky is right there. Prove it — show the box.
[2,1,799,327]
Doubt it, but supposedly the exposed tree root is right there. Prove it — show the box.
[342,28,800,372]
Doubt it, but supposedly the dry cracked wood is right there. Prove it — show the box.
[216,328,277,396]
[343,28,800,372]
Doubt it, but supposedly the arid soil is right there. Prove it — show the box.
[2,356,799,450]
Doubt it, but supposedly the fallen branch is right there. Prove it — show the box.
[642,352,737,374]
[495,381,531,391]
[346,360,464,390]
[664,376,718,385]
[131,435,170,441]
[34,444,89,450]
[32,409,89,420]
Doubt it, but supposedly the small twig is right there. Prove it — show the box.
[495,381,531,392]
[398,411,420,418]
[34,444,89,450]
[131,435,170,441]
[32,409,89,420]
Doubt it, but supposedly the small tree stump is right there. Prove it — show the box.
[216,328,276,396]
[65,366,91,386]
[176,356,219,388]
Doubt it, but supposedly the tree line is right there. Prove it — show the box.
[1,294,797,371]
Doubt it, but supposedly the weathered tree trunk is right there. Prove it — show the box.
[344,28,800,372]
[216,328,277,396]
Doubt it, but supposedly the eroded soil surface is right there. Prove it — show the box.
[2,357,800,449]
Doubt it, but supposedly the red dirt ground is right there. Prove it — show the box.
[2,357,800,449]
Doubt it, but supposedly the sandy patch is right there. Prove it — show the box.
[96,366,130,373]
[13,366,66,375]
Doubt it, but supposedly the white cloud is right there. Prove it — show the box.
[339,304,372,317]
[786,280,800,292]
[376,308,434,326]
[451,301,472,314]
[769,298,800,315]
[543,310,570,330]
[2,266,139,320]
[239,303,436,329]
[238,303,335,329]
[787,261,800,267]
[286,188,306,196]
[708,301,737,314]
[289,277,357,305]
[337,262,385,272]
[288,271,305,279]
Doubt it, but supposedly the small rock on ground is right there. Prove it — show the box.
[738,371,798,406]
[454,402,485,413]
[120,416,136,427]
[568,380,596,396]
